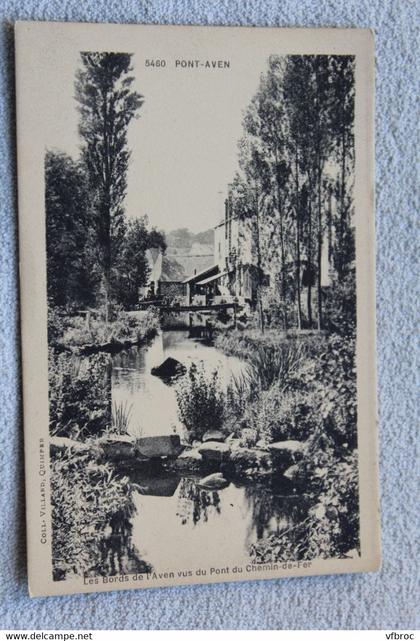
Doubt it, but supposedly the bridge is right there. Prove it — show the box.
[136,300,240,313]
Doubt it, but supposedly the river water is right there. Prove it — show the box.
[112,330,246,439]
[110,330,306,573]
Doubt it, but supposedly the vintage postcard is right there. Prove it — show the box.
[15,21,380,596]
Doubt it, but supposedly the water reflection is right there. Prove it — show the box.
[177,478,221,525]
[92,511,152,577]
[130,474,309,570]
[109,331,307,571]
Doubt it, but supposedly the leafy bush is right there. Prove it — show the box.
[59,307,159,348]
[300,332,357,448]
[250,450,359,562]
[304,450,360,557]
[252,386,321,444]
[51,449,138,579]
[48,350,111,438]
[175,362,226,441]
[47,305,70,344]
[323,270,356,337]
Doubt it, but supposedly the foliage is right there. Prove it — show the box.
[175,362,226,441]
[57,308,159,348]
[111,401,132,435]
[305,450,360,557]
[75,53,143,310]
[250,450,359,561]
[112,218,167,308]
[247,386,322,445]
[302,332,357,448]
[323,269,357,337]
[247,340,308,391]
[47,305,70,345]
[45,150,99,308]
[236,54,355,331]
[48,350,111,438]
[51,449,137,579]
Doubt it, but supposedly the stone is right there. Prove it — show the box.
[151,357,186,383]
[268,440,305,454]
[50,436,93,456]
[256,439,269,450]
[198,472,230,490]
[202,430,225,443]
[173,447,203,471]
[229,446,271,476]
[198,440,230,462]
[268,440,306,467]
[100,435,140,462]
[137,434,183,458]
[283,463,300,481]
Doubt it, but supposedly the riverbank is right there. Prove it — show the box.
[48,315,359,575]
[210,325,360,560]
[49,306,160,354]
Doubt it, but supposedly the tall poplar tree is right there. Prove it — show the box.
[75,52,143,317]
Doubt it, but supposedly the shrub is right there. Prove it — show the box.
[304,450,360,557]
[323,270,356,337]
[248,341,308,391]
[59,307,159,348]
[301,333,357,448]
[175,362,226,441]
[51,449,139,579]
[238,385,320,445]
[47,305,69,344]
[48,350,111,438]
[250,451,359,563]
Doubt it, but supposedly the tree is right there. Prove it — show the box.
[240,56,293,329]
[329,57,355,281]
[75,52,143,318]
[229,54,355,334]
[113,217,167,309]
[284,56,336,330]
[45,150,97,308]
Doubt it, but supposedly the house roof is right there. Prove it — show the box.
[160,255,186,282]
[196,270,229,285]
[182,264,219,284]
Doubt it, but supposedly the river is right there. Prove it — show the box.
[109,330,307,574]
[112,330,246,439]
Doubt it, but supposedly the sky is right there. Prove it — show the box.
[42,45,269,234]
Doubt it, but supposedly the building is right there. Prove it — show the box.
[141,249,186,301]
[213,190,259,306]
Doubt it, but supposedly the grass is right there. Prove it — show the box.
[111,400,133,435]
[53,308,159,349]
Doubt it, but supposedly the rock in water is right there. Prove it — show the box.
[283,463,300,481]
[173,447,203,471]
[198,440,230,462]
[198,472,229,490]
[268,440,306,468]
[202,430,226,443]
[151,357,187,383]
[268,440,305,455]
[137,434,183,458]
[100,435,140,462]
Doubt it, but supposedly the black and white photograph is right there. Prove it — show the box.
[15,22,379,597]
